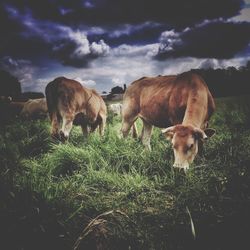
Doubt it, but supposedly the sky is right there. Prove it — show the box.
[0,0,250,93]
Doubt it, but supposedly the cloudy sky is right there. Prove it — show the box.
[0,0,250,93]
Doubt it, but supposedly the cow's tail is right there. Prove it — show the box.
[45,79,59,121]
[85,93,93,117]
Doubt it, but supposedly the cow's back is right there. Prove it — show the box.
[45,77,89,118]
[123,72,214,128]
[21,98,47,115]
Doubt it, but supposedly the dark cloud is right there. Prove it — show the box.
[85,0,243,28]
[52,37,110,68]
[51,39,88,68]
[0,3,110,67]
[0,3,51,59]
[0,56,37,89]
[88,23,167,46]
[156,21,250,59]
[0,36,51,60]
[1,0,244,28]
[0,0,248,71]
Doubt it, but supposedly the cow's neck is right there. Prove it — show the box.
[182,100,206,129]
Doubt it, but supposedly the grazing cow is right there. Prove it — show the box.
[20,98,48,119]
[45,77,107,141]
[121,72,215,171]
[109,103,122,116]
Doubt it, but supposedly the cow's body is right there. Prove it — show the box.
[45,77,107,141]
[109,103,122,116]
[121,72,215,170]
[20,98,48,118]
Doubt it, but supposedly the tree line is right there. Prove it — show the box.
[1,62,250,100]
[191,61,250,97]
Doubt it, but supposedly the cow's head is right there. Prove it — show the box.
[162,125,215,171]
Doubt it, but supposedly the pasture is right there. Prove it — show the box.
[1,95,250,250]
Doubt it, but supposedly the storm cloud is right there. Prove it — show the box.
[0,0,248,61]
[156,21,250,59]
[1,0,244,27]
[52,29,110,67]
[0,0,249,92]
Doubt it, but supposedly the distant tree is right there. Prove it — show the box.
[226,66,237,76]
[110,86,124,94]
[0,69,21,98]
[191,61,250,97]
[246,60,250,70]
[17,92,45,101]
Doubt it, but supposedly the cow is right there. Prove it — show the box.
[109,103,122,116]
[20,98,48,119]
[121,72,215,171]
[45,77,107,141]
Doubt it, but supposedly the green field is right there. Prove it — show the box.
[1,96,250,250]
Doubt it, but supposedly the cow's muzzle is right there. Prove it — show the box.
[173,162,189,172]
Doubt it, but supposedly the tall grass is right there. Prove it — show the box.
[1,96,250,249]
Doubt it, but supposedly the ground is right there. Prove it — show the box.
[1,95,250,250]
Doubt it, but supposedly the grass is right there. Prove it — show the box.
[1,96,250,250]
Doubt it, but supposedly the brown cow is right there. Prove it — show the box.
[121,72,215,171]
[20,98,48,119]
[45,77,107,141]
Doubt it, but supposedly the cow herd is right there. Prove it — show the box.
[1,71,216,171]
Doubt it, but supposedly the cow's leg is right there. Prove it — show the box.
[89,118,99,133]
[121,105,138,138]
[121,116,138,138]
[81,124,89,137]
[141,119,153,151]
[131,122,138,138]
[99,115,106,137]
[121,98,139,138]
[60,114,74,142]
[51,112,60,139]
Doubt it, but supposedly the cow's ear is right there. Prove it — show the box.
[194,128,208,140]
[204,128,216,138]
[194,128,215,141]
[162,126,176,140]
